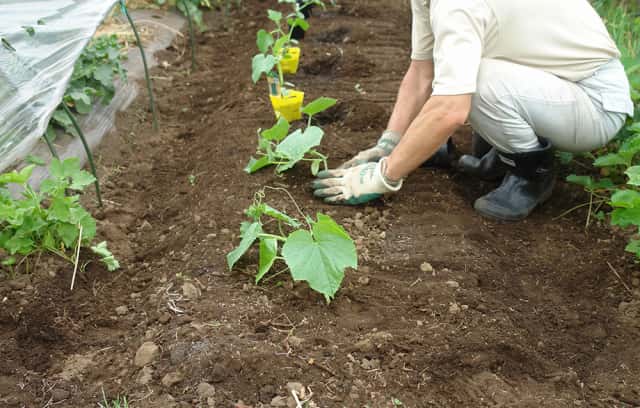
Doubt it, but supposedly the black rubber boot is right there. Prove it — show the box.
[473,138,556,221]
[471,131,492,158]
[458,147,507,181]
[421,138,458,168]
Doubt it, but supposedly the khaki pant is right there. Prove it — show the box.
[469,58,634,153]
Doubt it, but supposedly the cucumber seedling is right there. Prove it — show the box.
[251,5,312,92]
[227,189,357,302]
[245,97,337,175]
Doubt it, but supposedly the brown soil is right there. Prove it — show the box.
[1,1,640,407]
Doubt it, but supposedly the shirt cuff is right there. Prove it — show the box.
[431,84,476,96]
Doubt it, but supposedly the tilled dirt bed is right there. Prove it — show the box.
[2,1,640,407]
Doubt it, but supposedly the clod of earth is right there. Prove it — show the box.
[134,341,160,367]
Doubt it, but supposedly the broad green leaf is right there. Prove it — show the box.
[593,153,628,167]
[0,165,35,185]
[69,91,92,114]
[566,175,594,189]
[566,175,615,191]
[556,151,573,165]
[272,36,288,55]
[267,9,283,23]
[628,122,640,133]
[625,239,640,257]
[244,156,272,174]
[227,222,262,270]
[252,54,277,83]
[261,117,290,141]
[69,170,96,190]
[256,29,274,53]
[611,189,640,208]
[626,166,640,186]
[4,233,34,255]
[301,97,337,117]
[275,127,324,172]
[94,64,114,88]
[50,158,81,180]
[91,241,120,271]
[619,134,640,158]
[56,223,79,248]
[611,207,640,227]
[282,213,357,302]
[287,17,309,31]
[256,238,278,283]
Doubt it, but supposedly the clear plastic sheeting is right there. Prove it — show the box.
[0,0,118,171]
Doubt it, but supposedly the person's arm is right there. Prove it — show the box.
[386,60,435,136]
[385,94,471,180]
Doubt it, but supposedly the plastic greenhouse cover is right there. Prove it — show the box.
[0,0,119,171]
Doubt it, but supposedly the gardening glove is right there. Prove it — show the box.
[312,158,403,205]
[339,130,401,169]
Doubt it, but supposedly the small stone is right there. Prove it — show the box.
[354,338,374,353]
[288,336,304,348]
[619,301,631,312]
[221,228,231,234]
[115,306,128,316]
[51,388,70,402]
[445,280,460,288]
[7,280,26,290]
[286,382,305,396]
[197,382,216,398]
[162,371,184,388]
[134,342,160,367]
[632,278,640,287]
[420,262,434,273]
[360,358,380,370]
[137,366,154,385]
[357,276,370,285]
[476,303,488,313]
[448,303,461,314]
[182,282,201,299]
[379,231,386,239]
[159,313,171,324]
[354,219,365,230]
[270,396,288,407]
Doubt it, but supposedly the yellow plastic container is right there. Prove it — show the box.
[280,47,301,74]
[270,90,304,122]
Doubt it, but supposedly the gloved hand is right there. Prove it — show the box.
[312,158,403,205]
[339,130,401,169]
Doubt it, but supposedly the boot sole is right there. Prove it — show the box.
[474,179,556,222]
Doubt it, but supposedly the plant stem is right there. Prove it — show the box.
[554,199,607,220]
[42,134,59,159]
[122,2,159,130]
[182,0,197,70]
[259,233,287,242]
[263,266,289,283]
[264,186,312,230]
[61,103,103,207]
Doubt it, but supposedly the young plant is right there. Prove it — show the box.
[245,97,337,175]
[0,158,119,272]
[251,6,310,91]
[47,35,127,141]
[227,189,357,302]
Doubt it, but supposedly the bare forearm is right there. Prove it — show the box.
[385,95,471,180]
[386,61,434,135]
